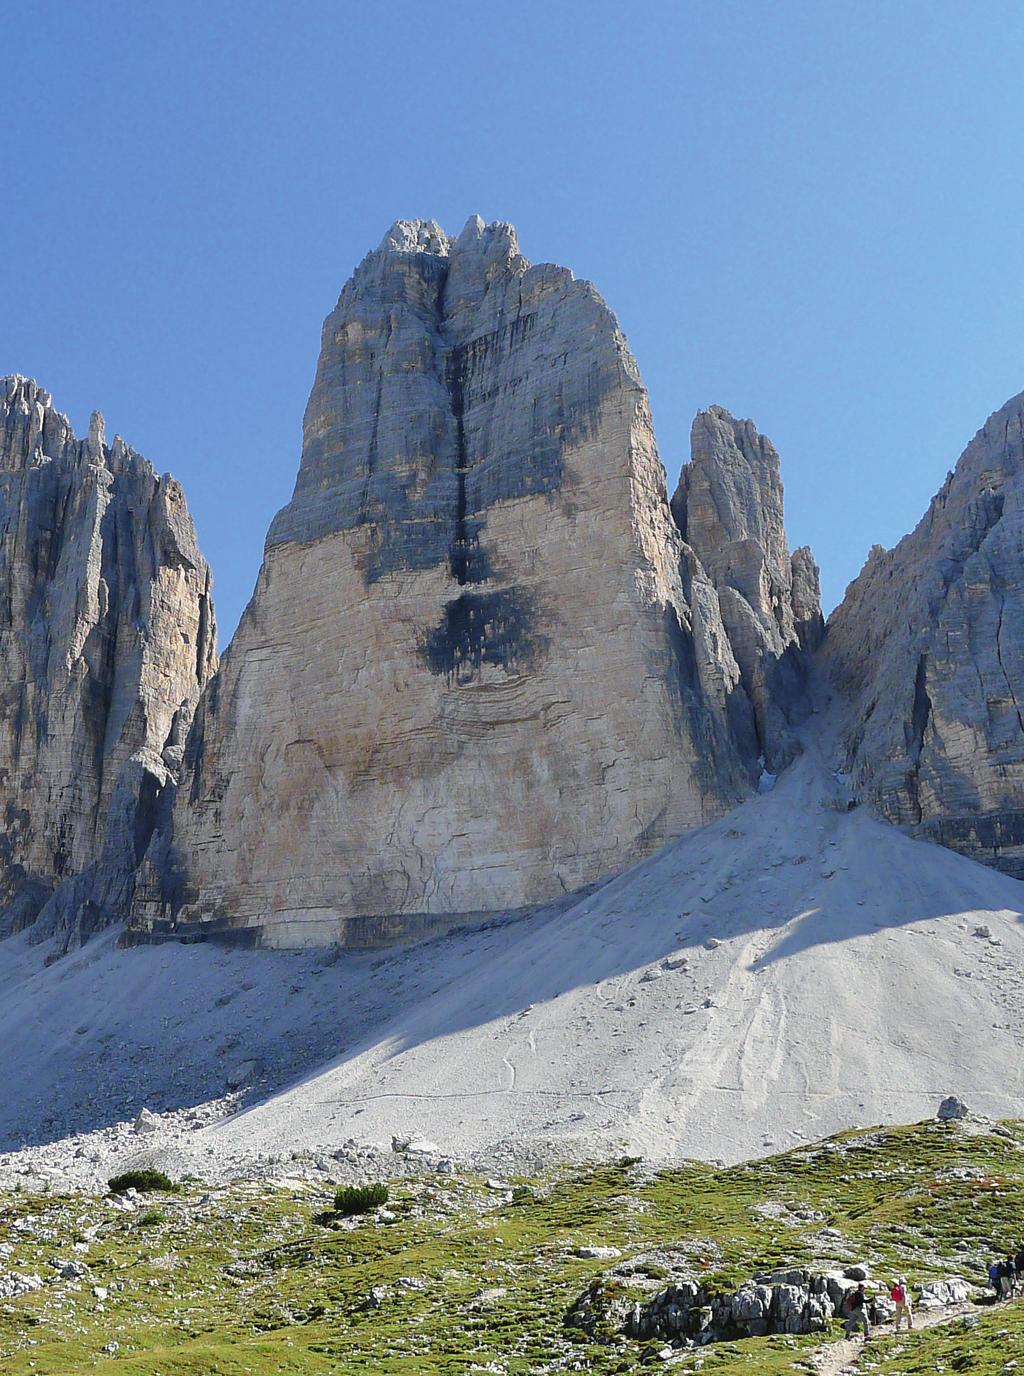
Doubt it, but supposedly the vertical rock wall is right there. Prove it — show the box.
[0,377,217,945]
[827,390,1024,874]
[132,218,756,948]
[671,406,820,770]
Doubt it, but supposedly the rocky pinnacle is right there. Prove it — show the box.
[0,376,217,947]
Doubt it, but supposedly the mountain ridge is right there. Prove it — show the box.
[0,216,1022,958]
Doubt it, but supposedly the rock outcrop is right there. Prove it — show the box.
[131,217,763,949]
[0,376,217,946]
[566,1266,877,1347]
[827,389,1024,874]
[671,406,821,769]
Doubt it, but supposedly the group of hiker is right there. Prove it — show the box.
[840,1249,1024,1343]
[841,1279,913,1340]
[989,1247,1024,1300]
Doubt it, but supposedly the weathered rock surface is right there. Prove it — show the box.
[672,405,821,769]
[566,1267,846,1346]
[827,390,1024,875]
[132,217,760,948]
[0,377,216,947]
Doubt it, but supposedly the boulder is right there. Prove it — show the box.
[225,1060,258,1090]
[918,1277,974,1308]
[133,1107,162,1135]
[871,1294,897,1323]
[0,1272,44,1299]
[392,1134,439,1156]
[937,1096,970,1121]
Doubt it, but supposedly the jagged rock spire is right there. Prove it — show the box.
[131,219,754,948]
[672,405,821,770]
[0,377,217,947]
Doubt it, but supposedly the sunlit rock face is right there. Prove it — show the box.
[672,406,821,772]
[827,389,1024,875]
[0,376,217,947]
[133,217,758,948]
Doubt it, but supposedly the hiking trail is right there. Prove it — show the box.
[812,1299,997,1375]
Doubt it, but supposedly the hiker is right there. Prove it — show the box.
[990,1258,1004,1299]
[1016,1245,1024,1284]
[843,1283,870,1340]
[890,1277,913,1330]
[1002,1256,1017,1300]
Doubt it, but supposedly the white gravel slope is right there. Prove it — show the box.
[1,705,1022,1186]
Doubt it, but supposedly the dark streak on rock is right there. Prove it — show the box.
[418,587,546,682]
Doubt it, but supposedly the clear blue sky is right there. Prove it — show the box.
[4,0,1024,640]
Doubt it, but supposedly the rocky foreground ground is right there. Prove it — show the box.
[1,1116,1023,1374]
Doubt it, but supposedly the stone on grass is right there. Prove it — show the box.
[937,1096,970,1121]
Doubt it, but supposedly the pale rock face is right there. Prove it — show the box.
[672,406,820,770]
[133,218,754,948]
[790,545,825,653]
[0,376,217,945]
[827,389,1024,875]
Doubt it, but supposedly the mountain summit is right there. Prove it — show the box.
[3,220,1022,961]
[0,376,216,948]
[130,217,818,948]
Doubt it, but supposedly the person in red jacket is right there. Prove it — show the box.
[890,1277,913,1330]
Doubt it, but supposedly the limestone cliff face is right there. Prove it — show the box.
[133,217,755,948]
[671,406,821,770]
[827,389,1024,875]
[0,376,217,945]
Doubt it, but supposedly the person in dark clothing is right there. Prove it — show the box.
[843,1283,870,1339]
[1002,1257,1018,1300]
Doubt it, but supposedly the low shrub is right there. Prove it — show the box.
[333,1182,388,1216]
[108,1168,179,1195]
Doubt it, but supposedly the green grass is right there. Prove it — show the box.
[331,1182,389,1216]
[1,1118,1022,1374]
[866,1304,1024,1374]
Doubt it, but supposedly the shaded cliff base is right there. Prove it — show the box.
[2,688,1021,1186]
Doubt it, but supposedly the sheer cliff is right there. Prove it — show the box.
[827,389,1024,874]
[0,376,217,946]
[44,213,1024,961]
[131,217,779,948]
[672,405,822,771]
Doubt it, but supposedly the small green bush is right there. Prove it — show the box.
[108,1168,179,1195]
[333,1182,388,1216]
[137,1208,166,1226]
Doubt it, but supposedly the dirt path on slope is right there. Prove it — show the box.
[812,1301,979,1376]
